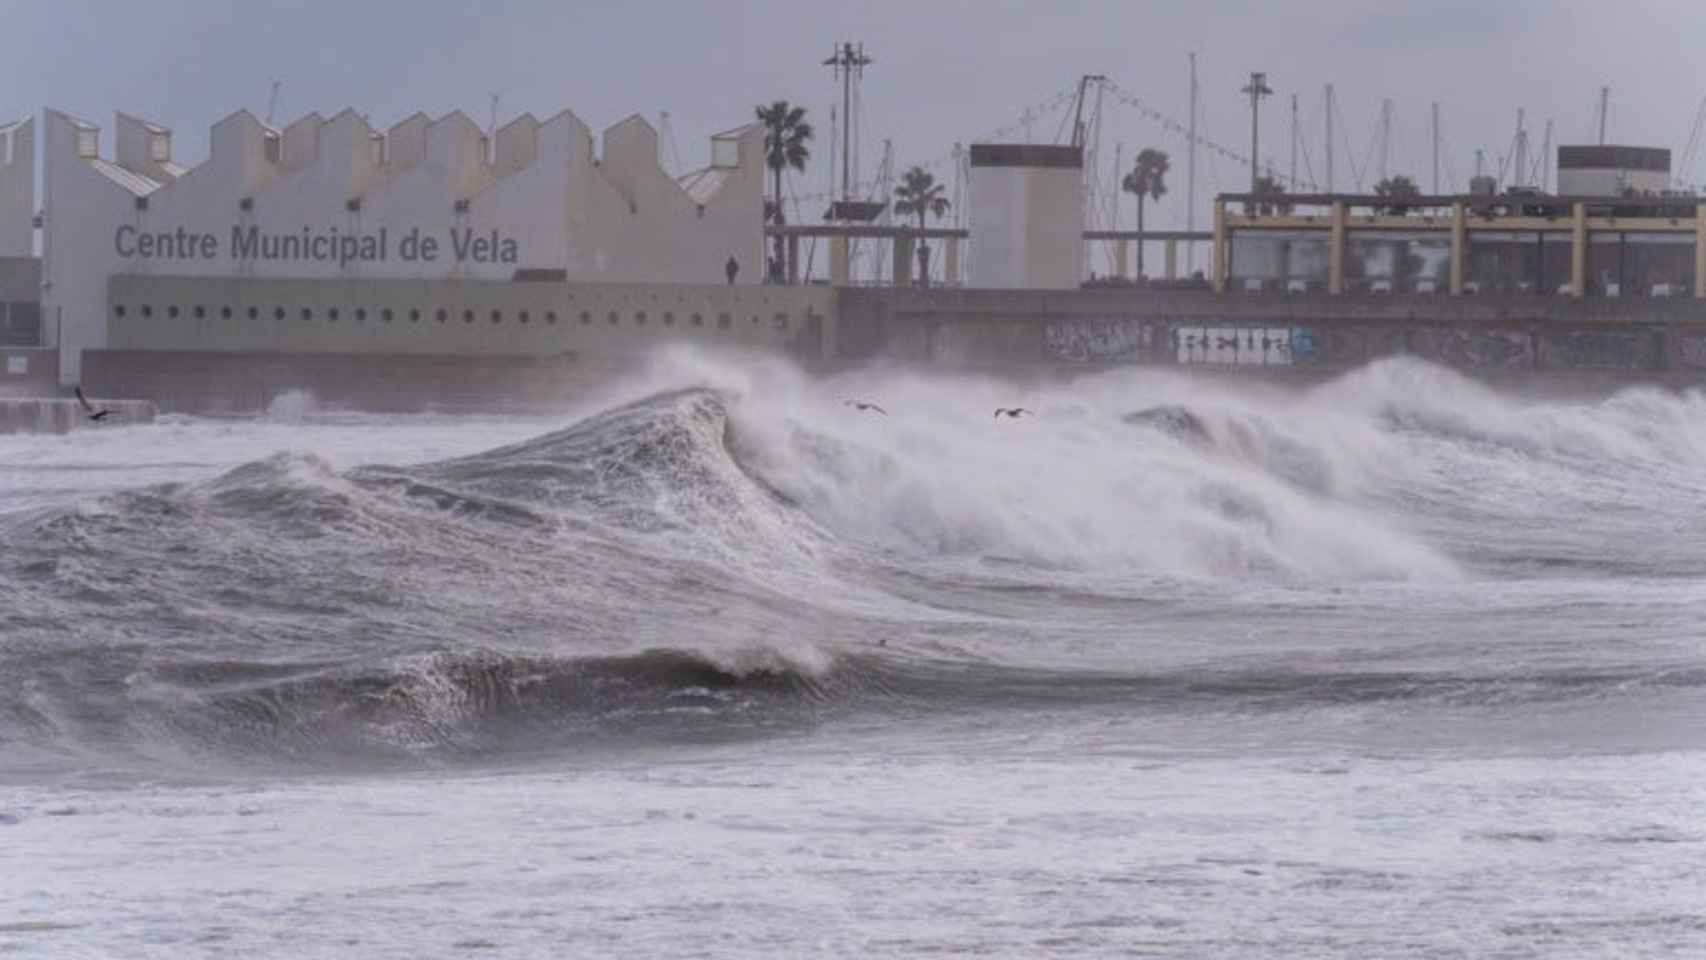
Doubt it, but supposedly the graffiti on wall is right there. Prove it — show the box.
[1675,332,1706,370]
[1043,318,1157,362]
[1538,329,1659,371]
[1172,326,1299,365]
[1409,328,1535,369]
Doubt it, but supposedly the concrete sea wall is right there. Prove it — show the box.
[837,288,1706,383]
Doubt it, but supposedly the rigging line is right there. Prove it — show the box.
[1053,95,1075,145]
[905,87,1078,175]
[1496,127,1521,187]
[1356,115,1380,189]
[1676,91,1706,185]
[1296,98,1324,189]
[1298,129,1318,192]
[1203,114,1223,194]
[1343,122,1365,191]
[1104,80,1249,166]
[1440,135,1461,193]
[854,81,874,201]
[1331,98,1362,191]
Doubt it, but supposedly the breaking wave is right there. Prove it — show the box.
[4,352,1705,772]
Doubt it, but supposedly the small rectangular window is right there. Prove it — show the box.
[76,129,98,159]
[370,134,386,167]
[150,133,171,162]
[263,133,281,164]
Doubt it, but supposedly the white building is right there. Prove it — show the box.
[1556,145,1671,198]
[0,118,32,259]
[4,106,785,385]
[968,144,1083,289]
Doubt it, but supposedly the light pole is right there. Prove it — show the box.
[1242,72,1273,209]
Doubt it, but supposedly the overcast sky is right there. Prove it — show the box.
[6,0,1705,231]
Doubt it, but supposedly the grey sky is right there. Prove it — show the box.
[6,0,1705,230]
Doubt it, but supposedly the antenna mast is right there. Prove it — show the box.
[951,142,966,229]
[1187,52,1198,272]
[1325,83,1335,192]
[1431,102,1440,193]
[1242,72,1274,197]
[1378,98,1393,182]
[265,79,282,126]
[874,139,893,283]
[1513,108,1528,188]
[1598,86,1610,145]
[1112,140,1123,231]
[1539,117,1554,191]
[823,42,873,207]
[1290,93,1299,189]
[1070,74,1107,149]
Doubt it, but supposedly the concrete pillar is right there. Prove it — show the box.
[944,236,960,286]
[1696,208,1706,299]
[830,235,850,285]
[786,234,800,285]
[1450,202,1466,295]
[1328,201,1347,295]
[1165,239,1178,280]
[1114,239,1128,280]
[893,236,914,286]
[1571,202,1587,299]
[1212,199,1228,292]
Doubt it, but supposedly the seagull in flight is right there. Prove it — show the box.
[844,400,887,415]
[74,387,112,422]
[993,407,1032,419]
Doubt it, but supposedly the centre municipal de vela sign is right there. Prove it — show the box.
[114,225,521,267]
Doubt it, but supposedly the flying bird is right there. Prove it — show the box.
[843,400,887,415]
[993,407,1032,419]
[74,387,112,422]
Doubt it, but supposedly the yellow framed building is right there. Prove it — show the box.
[1212,193,1706,300]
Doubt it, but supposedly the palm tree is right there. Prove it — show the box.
[1121,148,1169,276]
[755,101,813,282]
[893,166,950,285]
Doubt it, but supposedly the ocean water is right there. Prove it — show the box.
[2,351,1704,958]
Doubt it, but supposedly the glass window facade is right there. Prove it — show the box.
[1587,234,1622,297]
[1581,233,1697,298]
[1540,233,1573,295]
[1345,231,1451,293]
[1228,230,1329,293]
[1222,217,1699,298]
[1624,233,1695,297]
[1465,231,1572,295]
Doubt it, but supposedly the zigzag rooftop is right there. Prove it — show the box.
[53,107,756,208]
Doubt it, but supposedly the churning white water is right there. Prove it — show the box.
[2,351,1703,957]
